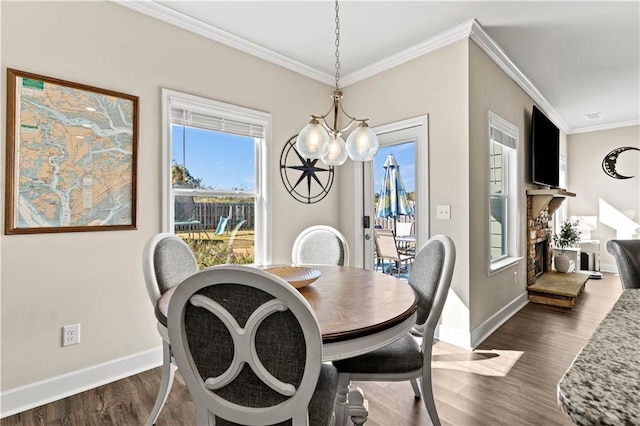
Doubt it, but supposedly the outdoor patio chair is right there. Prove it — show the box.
[167,265,339,425]
[395,221,414,237]
[374,228,414,276]
[395,222,416,255]
[174,194,210,240]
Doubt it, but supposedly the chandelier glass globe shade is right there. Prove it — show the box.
[346,123,380,161]
[296,119,329,159]
[321,134,348,166]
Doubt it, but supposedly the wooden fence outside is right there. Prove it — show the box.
[373,215,414,230]
[193,203,255,229]
[189,203,414,232]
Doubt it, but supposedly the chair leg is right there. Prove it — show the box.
[421,367,440,426]
[410,378,422,398]
[146,340,176,426]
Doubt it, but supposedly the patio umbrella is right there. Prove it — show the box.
[375,154,414,233]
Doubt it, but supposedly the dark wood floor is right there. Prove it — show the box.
[3,273,622,425]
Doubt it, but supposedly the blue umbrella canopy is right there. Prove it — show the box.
[376,154,414,220]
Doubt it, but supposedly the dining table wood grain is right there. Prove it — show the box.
[292,265,417,342]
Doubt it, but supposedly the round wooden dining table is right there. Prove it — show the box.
[290,265,418,361]
[155,265,418,362]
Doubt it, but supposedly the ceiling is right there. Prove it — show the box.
[118,1,639,134]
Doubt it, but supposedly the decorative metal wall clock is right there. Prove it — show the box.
[602,146,640,179]
[279,135,334,204]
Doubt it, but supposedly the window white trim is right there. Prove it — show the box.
[161,89,272,265]
[488,111,520,273]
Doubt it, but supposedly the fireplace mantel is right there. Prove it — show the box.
[526,189,576,218]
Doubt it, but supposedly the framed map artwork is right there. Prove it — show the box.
[5,69,138,234]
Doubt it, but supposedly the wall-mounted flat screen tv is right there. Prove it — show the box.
[531,105,560,188]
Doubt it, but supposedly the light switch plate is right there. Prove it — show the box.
[436,205,451,220]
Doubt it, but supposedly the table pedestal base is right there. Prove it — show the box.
[336,376,369,425]
[347,388,368,425]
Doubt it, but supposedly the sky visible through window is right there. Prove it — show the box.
[373,142,415,194]
[172,125,255,191]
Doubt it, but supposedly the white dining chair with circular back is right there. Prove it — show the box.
[142,233,199,425]
[292,225,350,266]
[167,265,339,425]
[332,234,456,426]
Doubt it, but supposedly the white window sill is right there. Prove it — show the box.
[488,256,522,276]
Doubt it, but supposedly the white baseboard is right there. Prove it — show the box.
[0,346,162,419]
[436,324,473,350]
[436,291,528,350]
[599,263,617,274]
[470,291,528,348]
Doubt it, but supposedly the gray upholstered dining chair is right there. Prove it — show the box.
[142,233,199,425]
[332,234,456,426]
[292,225,350,266]
[167,265,339,425]
[606,239,640,289]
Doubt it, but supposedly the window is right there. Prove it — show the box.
[162,89,271,266]
[488,111,519,272]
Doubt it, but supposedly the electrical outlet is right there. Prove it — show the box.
[62,323,81,347]
[436,205,451,220]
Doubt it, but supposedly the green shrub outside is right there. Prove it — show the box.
[182,238,254,269]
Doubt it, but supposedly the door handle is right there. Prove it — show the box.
[364,233,371,240]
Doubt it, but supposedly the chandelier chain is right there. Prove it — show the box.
[334,0,340,90]
[296,0,379,164]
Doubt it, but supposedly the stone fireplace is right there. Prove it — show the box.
[534,240,548,277]
[527,198,553,286]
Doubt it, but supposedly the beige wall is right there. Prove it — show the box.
[468,41,536,329]
[341,41,472,334]
[0,1,337,390]
[567,125,640,271]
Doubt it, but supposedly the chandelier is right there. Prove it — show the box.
[296,0,379,166]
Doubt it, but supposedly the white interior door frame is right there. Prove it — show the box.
[353,115,429,269]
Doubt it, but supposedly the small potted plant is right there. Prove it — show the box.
[553,219,581,273]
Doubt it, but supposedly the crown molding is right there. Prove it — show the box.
[114,1,634,135]
[339,19,475,87]
[340,18,573,133]
[113,0,335,85]
[467,20,571,133]
[568,119,640,134]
